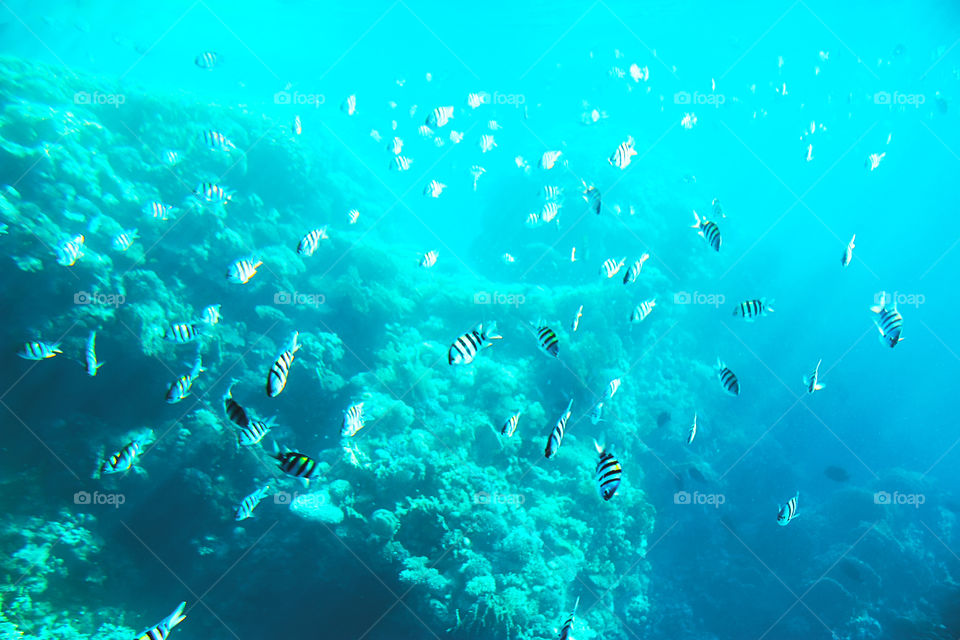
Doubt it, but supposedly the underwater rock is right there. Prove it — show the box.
[370,509,400,539]
[824,465,850,482]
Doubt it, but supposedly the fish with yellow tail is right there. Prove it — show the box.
[544,399,573,459]
[136,601,186,640]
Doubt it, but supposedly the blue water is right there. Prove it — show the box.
[1,1,959,639]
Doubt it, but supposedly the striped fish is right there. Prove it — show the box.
[162,150,181,166]
[235,485,270,521]
[711,197,726,218]
[600,257,626,278]
[535,324,560,358]
[777,492,799,526]
[226,257,262,284]
[420,250,439,268]
[630,298,656,322]
[622,253,650,284]
[479,134,497,153]
[525,212,542,228]
[691,210,721,252]
[166,352,203,404]
[540,201,560,224]
[717,358,740,396]
[487,120,502,130]
[544,399,573,459]
[267,331,300,397]
[112,228,138,252]
[238,418,273,447]
[733,298,774,321]
[391,155,412,171]
[55,234,85,266]
[200,304,221,326]
[341,402,366,437]
[608,135,638,169]
[471,165,486,191]
[199,130,236,152]
[341,94,356,115]
[292,115,302,136]
[540,150,562,170]
[426,106,454,127]
[164,322,201,344]
[500,411,521,437]
[271,443,319,486]
[85,330,103,376]
[418,124,433,137]
[423,180,446,198]
[841,234,856,267]
[582,182,601,215]
[870,292,904,348]
[609,65,626,78]
[687,413,697,444]
[449,130,464,144]
[195,49,219,68]
[589,402,604,425]
[387,136,403,155]
[557,596,579,640]
[136,601,186,640]
[571,304,583,332]
[297,227,329,256]
[606,378,621,400]
[542,185,563,202]
[448,322,502,365]
[802,359,825,394]
[144,201,175,220]
[19,340,62,360]
[100,440,142,475]
[467,92,486,108]
[348,208,360,224]
[502,253,516,264]
[194,183,232,205]
[222,381,249,428]
[595,441,623,500]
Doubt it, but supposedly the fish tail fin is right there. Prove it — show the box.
[690,210,702,228]
[483,321,503,341]
[594,439,604,454]
[165,602,187,630]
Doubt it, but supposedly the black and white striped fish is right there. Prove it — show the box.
[85,330,103,376]
[222,381,249,428]
[500,411,521,437]
[238,418,273,447]
[387,136,403,155]
[226,257,262,284]
[112,228,138,252]
[582,182,601,215]
[802,359,825,394]
[448,322,502,365]
[687,413,697,444]
[691,210,721,252]
[271,443,319,486]
[423,180,446,198]
[348,208,360,224]
[622,253,649,284]
[557,596,579,640]
[467,92,486,109]
[195,182,233,205]
[600,257,626,278]
[717,358,740,396]
[542,185,563,202]
[777,492,799,526]
[595,441,623,500]
[55,234,85,265]
[164,322,201,344]
[100,440,143,475]
[195,50,219,68]
[571,304,583,332]
[166,352,203,404]
[608,135,638,169]
[19,340,62,360]
[420,250,439,268]
[606,378,621,400]
[544,399,573,459]
[870,292,904,348]
[292,115,302,136]
[535,324,560,358]
[630,298,656,322]
[200,304,221,326]
[341,402,366,437]
[540,201,560,224]
[525,212,542,228]
[540,150,562,170]
[199,130,236,152]
[418,124,433,137]
[841,234,856,267]
[144,201,175,220]
[478,134,496,153]
[235,485,270,521]
[733,298,774,321]
[267,331,300,397]
[136,601,186,640]
[297,227,329,256]
[426,106,454,128]
[341,94,356,116]
[391,155,412,171]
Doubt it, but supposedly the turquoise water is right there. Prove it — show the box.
[1,1,959,639]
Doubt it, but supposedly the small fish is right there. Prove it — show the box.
[600,257,626,278]
[432,136,445,148]
[570,247,578,262]
[19,340,62,360]
[487,120,502,131]
[687,413,697,444]
[423,180,446,198]
[622,253,650,284]
[733,298,774,321]
[195,50,219,68]
[609,135,638,169]
[540,150,563,170]
[711,197,726,218]
[595,441,622,500]
[449,131,464,144]
[606,378,621,400]
[199,304,221,326]
[557,596,579,640]
[806,143,814,163]
[500,411,521,437]
[470,165,486,190]
[85,330,103,376]
[369,129,382,142]
[112,228,139,252]
[166,351,203,404]
[717,358,740,396]
[267,331,300,397]
[803,359,825,394]
[426,106,454,128]
[582,182,601,215]
[629,63,649,82]
[292,115,302,136]
[347,208,360,224]
[535,324,560,358]
[341,94,357,116]
[479,134,497,153]
[540,201,560,223]
[571,304,583,332]
[841,234,856,267]
[164,322,201,344]
[691,210,721,252]
[223,380,249,428]
[630,298,656,322]
[525,212,542,228]
[271,443,319,486]
[199,130,236,152]
[502,253,516,264]
[238,417,273,447]
[136,601,186,640]
[420,250,439,268]
[418,125,433,137]
[341,402,366,437]
[194,183,232,205]
[777,492,799,526]
[589,402,604,424]
[391,155,412,171]
[870,292,904,348]
[609,65,626,78]
[162,150,181,166]
[449,322,502,365]
[55,234,85,266]
[467,92,486,109]
[544,399,573,459]
[542,185,563,202]
[865,152,885,171]
[235,485,270,521]
[100,440,142,475]
[297,227,329,256]
[144,201,176,220]
[681,113,697,129]
[226,257,262,284]
[387,136,403,155]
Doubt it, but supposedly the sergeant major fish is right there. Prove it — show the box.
[226,257,262,284]
[777,492,799,526]
[535,324,560,358]
[166,351,203,404]
[687,413,697,444]
[841,234,856,267]
[870,292,904,348]
[235,485,270,521]
[267,331,300,397]
[595,441,622,500]
[500,411,521,437]
[733,298,774,321]
[55,234,85,266]
[544,399,573,459]
[631,298,656,322]
[223,380,249,428]
[622,253,649,284]
[297,227,329,256]
[691,210,721,252]
[19,340,62,360]
[448,322,502,365]
[717,358,740,396]
[270,443,319,486]
[85,330,103,376]
[571,304,583,332]
[609,135,638,169]
[803,359,825,394]
[238,417,273,447]
[136,601,186,640]
[600,257,626,278]
[341,402,366,437]
[100,440,143,475]
[112,228,138,252]
[557,596,579,640]
[426,106,454,128]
